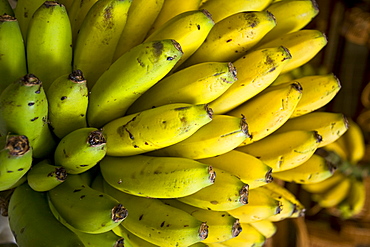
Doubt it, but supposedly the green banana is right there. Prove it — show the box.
[54,127,107,174]
[0,0,14,16]
[47,173,128,234]
[27,159,67,192]
[8,183,85,247]
[101,103,213,156]
[87,39,183,128]
[0,134,32,191]
[69,228,125,247]
[26,1,72,91]
[47,69,89,139]
[113,224,157,247]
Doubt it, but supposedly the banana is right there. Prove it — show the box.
[227,81,303,146]
[322,134,348,160]
[87,39,183,128]
[236,130,322,172]
[73,0,133,89]
[113,0,165,60]
[217,223,266,247]
[70,228,125,247]
[162,199,243,243]
[148,114,251,159]
[126,61,237,114]
[0,134,32,191]
[113,224,158,247]
[255,29,328,74]
[26,1,72,91]
[249,220,277,239]
[181,11,277,67]
[102,181,209,247]
[8,183,85,247]
[47,69,89,139]
[54,127,107,174]
[0,74,56,158]
[289,74,341,117]
[57,0,74,12]
[0,15,27,94]
[257,0,319,45]
[47,173,128,234]
[27,159,67,192]
[198,149,273,189]
[302,169,345,194]
[0,0,14,16]
[199,0,272,23]
[337,177,366,219]
[101,103,213,156]
[342,119,365,164]
[208,46,292,114]
[272,153,336,184]
[273,111,349,147]
[100,154,216,198]
[178,167,249,211]
[145,9,214,70]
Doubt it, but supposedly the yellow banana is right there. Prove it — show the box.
[249,220,277,239]
[257,0,319,45]
[302,171,346,194]
[236,130,322,172]
[87,39,183,128]
[101,103,213,156]
[337,177,367,219]
[100,155,216,198]
[181,11,277,67]
[178,167,249,211]
[342,119,365,164]
[113,224,158,247]
[26,1,72,91]
[148,114,251,159]
[198,149,273,189]
[227,81,303,146]
[199,0,272,23]
[73,0,133,89]
[274,111,349,147]
[145,9,214,69]
[209,46,292,114]
[322,134,349,160]
[113,0,165,60]
[255,29,328,74]
[218,223,266,247]
[272,153,336,184]
[126,61,237,114]
[0,15,27,94]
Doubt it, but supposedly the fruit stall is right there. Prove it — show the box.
[1,0,370,246]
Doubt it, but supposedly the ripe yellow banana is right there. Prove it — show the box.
[87,39,183,128]
[342,119,365,164]
[178,167,249,211]
[301,171,346,194]
[100,155,216,198]
[337,177,366,219]
[236,130,322,172]
[249,220,277,239]
[113,224,158,247]
[26,1,72,91]
[181,11,277,67]
[127,61,237,114]
[218,222,266,247]
[73,0,133,89]
[227,81,303,146]
[101,103,213,156]
[198,149,273,189]
[256,29,328,74]
[272,153,336,184]
[209,46,292,114]
[0,15,27,94]
[274,111,349,147]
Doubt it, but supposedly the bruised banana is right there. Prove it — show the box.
[102,103,213,156]
[198,149,273,189]
[87,39,183,128]
[100,154,216,198]
[126,61,237,114]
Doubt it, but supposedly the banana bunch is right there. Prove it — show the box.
[0,0,351,246]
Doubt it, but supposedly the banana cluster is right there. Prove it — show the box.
[0,0,350,246]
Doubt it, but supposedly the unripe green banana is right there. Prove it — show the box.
[26,1,72,91]
[0,15,27,94]
[27,159,67,192]
[87,39,183,128]
[47,70,89,139]
[100,155,216,198]
[69,228,125,247]
[0,0,14,16]
[0,134,32,191]
[54,127,107,174]
[8,183,85,247]
[47,173,128,234]
[102,181,209,246]
[113,224,157,247]
[102,103,213,156]
[0,74,56,158]
[178,167,249,211]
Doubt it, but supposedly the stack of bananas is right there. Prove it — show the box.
[0,0,350,246]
